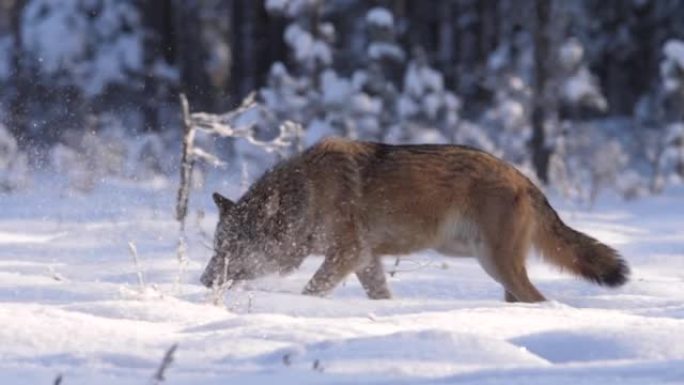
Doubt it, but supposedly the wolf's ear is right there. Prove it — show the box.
[212,192,235,215]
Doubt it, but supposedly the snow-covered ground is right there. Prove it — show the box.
[1,175,684,384]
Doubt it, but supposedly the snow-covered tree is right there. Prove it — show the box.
[557,37,607,118]
[262,0,386,144]
[480,27,535,165]
[261,4,473,149]
[365,7,404,73]
[355,6,404,139]
[387,48,460,144]
[659,39,684,181]
[630,38,684,193]
[549,37,622,202]
[22,0,143,97]
[480,74,533,165]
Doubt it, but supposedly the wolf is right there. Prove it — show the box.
[200,137,629,302]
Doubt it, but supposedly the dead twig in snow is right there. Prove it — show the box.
[151,343,178,385]
[128,241,146,290]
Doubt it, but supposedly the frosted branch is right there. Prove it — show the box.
[187,92,302,155]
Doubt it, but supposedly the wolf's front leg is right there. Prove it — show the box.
[302,245,362,297]
[356,255,391,299]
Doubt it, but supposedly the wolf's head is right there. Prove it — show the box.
[200,191,282,288]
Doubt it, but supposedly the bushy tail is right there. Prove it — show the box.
[529,187,629,287]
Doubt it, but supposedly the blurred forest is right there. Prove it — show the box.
[1,0,684,200]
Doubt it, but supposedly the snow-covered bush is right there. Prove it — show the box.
[0,125,29,192]
[50,116,174,192]
[587,139,629,202]
[550,119,646,204]
[51,128,128,193]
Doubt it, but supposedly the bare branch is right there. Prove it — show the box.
[175,93,195,224]
[187,92,302,156]
[191,147,225,167]
[174,93,197,291]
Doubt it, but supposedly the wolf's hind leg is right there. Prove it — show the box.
[356,255,391,299]
[500,265,546,303]
[478,250,546,303]
[477,189,546,303]
[504,290,518,303]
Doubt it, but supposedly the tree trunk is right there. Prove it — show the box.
[437,1,454,77]
[232,0,257,100]
[8,0,28,147]
[308,0,323,89]
[141,0,173,132]
[478,0,499,65]
[174,1,214,112]
[531,0,552,184]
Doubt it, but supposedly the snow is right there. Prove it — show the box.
[368,42,406,62]
[663,39,684,69]
[398,95,419,118]
[666,123,684,143]
[320,70,352,106]
[265,0,313,17]
[22,0,85,73]
[350,93,382,115]
[366,7,395,29]
[284,24,331,67]
[303,118,336,145]
[559,38,584,69]
[1,176,684,384]
[561,67,608,111]
[662,39,684,92]
[0,231,63,245]
[404,62,445,97]
[265,0,289,13]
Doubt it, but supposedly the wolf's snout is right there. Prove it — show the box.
[200,268,214,288]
